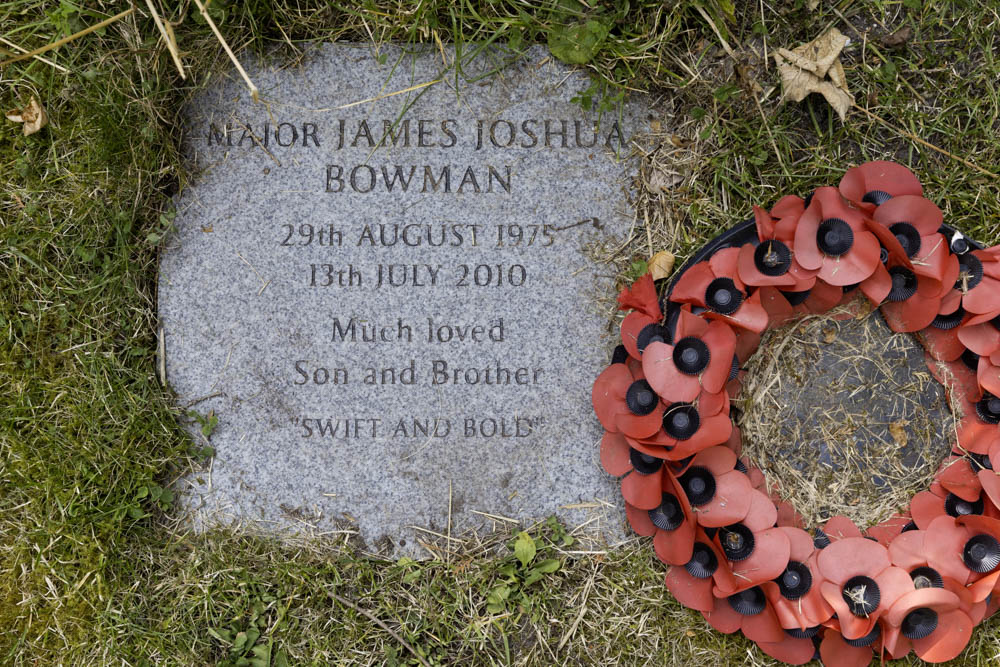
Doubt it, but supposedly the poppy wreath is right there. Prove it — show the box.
[593,161,1000,666]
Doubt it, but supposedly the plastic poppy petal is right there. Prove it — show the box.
[881,292,940,333]
[739,603,785,644]
[979,358,1000,398]
[955,513,1000,540]
[709,247,743,288]
[693,471,753,528]
[755,636,816,665]
[728,528,791,592]
[753,205,776,241]
[599,431,634,477]
[775,502,804,529]
[742,489,779,532]
[866,514,911,547]
[702,595,743,634]
[876,565,924,618]
[938,458,981,502]
[911,490,947,529]
[671,262,716,307]
[618,273,662,318]
[771,196,806,225]
[956,414,996,455]
[860,261,893,305]
[925,515,975,584]
[820,629,874,667]
[978,469,1000,512]
[821,230,882,286]
[919,327,966,362]
[889,529,927,571]
[625,501,657,536]
[710,290,769,333]
[665,565,716,612]
[817,537,890,585]
[964,275,1000,314]
[792,209,823,270]
[621,311,657,360]
[689,445,738,476]
[654,517,696,566]
[912,609,973,663]
[621,470,665,510]
[641,341,701,402]
[839,160,923,206]
[699,321,738,393]
[616,406,664,440]
[873,194,943,236]
[958,322,1000,356]
[823,515,864,541]
[592,364,631,429]
[698,389,729,417]
[778,527,816,562]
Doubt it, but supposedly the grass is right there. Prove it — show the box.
[3,0,1000,664]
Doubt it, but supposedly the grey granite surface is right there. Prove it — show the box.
[159,44,648,556]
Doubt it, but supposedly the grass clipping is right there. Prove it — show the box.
[737,299,955,530]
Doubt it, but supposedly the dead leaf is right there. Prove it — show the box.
[882,25,912,48]
[646,168,683,193]
[774,27,854,121]
[6,97,48,135]
[889,420,908,448]
[649,250,676,281]
[822,327,837,344]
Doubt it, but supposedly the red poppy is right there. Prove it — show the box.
[959,246,1000,315]
[670,248,769,333]
[675,446,755,530]
[641,308,737,403]
[623,475,698,567]
[793,187,882,287]
[883,589,973,664]
[910,479,987,530]
[762,527,834,630]
[600,430,673,510]
[624,393,734,462]
[862,196,960,331]
[700,586,786,645]
[592,358,664,439]
[618,274,666,360]
[753,633,817,665]
[954,391,1000,456]
[814,536,913,640]
[958,320,1000,397]
[838,160,923,212]
[737,205,818,290]
[664,529,739,612]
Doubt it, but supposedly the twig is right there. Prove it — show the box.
[336,79,441,110]
[144,0,185,79]
[0,7,135,67]
[192,0,259,103]
[328,591,432,667]
[0,37,68,72]
[852,103,999,179]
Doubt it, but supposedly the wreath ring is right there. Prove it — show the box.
[593,162,1000,665]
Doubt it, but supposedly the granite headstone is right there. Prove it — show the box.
[159,44,647,555]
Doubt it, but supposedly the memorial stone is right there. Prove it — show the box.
[159,44,648,555]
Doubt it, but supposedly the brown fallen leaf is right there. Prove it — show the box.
[649,250,676,281]
[889,420,908,448]
[822,327,837,344]
[6,97,48,135]
[774,27,854,121]
[882,25,912,48]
